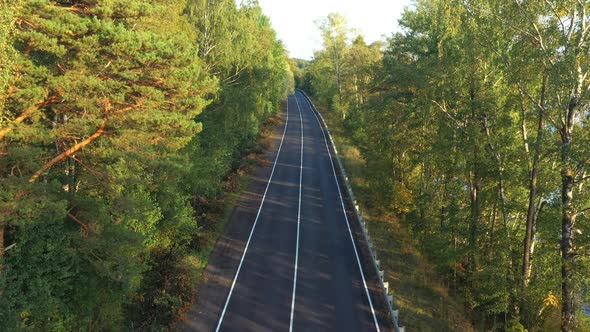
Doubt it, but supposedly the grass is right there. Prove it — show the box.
[318,107,474,332]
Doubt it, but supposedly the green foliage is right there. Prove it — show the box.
[185,0,293,196]
[0,188,77,330]
[306,1,590,331]
[0,0,292,329]
[0,0,18,111]
[288,58,305,89]
[126,247,193,331]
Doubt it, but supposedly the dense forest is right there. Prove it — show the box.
[303,1,590,331]
[0,0,292,330]
[2,0,590,331]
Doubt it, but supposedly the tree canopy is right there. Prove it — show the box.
[305,2,590,331]
[0,0,293,329]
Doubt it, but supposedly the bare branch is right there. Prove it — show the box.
[69,155,103,179]
[578,1,588,46]
[222,64,250,85]
[575,175,590,184]
[67,210,89,233]
[516,0,555,66]
[515,81,547,113]
[544,0,567,39]
[568,11,577,42]
[575,206,590,217]
[432,100,468,135]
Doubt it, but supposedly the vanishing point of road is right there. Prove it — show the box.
[179,91,392,331]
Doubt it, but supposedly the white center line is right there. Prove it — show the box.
[215,96,291,332]
[289,94,304,332]
[301,91,381,332]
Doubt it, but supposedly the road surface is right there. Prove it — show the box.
[179,91,392,331]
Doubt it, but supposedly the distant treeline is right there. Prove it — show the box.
[0,0,292,329]
[304,1,590,331]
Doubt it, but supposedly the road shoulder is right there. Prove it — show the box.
[176,103,288,331]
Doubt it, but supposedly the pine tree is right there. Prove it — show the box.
[0,0,215,328]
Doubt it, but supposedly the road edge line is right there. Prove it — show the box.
[298,90,381,332]
[215,96,291,332]
[289,94,304,332]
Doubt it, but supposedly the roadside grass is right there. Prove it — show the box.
[319,108,474,332]
[182,109,283,291]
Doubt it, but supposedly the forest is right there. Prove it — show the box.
[2,0,590,331]
[302,1,590,331]
[0,0,292,330]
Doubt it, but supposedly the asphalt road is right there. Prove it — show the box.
[179,91,391,331]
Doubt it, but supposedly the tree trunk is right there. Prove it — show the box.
[522,152,539,286]
[336,62,342,103]
[523,73,546,287]
[559,6,589,329]
[488,198,497,259]
[560,113,576,332]
[0,220,4,295]
[0,221,4,259]
[560,88,580,332]
[353,73,360,110]
[561,168,575,332]
[468,167,481,276]
[467,80,480,276]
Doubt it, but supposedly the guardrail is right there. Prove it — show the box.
[298,90,403,332]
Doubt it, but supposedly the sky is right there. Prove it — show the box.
[256,0,416,60]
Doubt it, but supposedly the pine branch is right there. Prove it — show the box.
[29,114,108,183]
[28,99,143,183]
[67,210,89,234]
[69,155,103,179]
[0,93,60,140]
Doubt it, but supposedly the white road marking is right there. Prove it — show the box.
[301,91,381,332]
[215,96,291,332]
[289,95,304,332]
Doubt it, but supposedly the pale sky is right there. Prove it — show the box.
[256,0,415,59]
